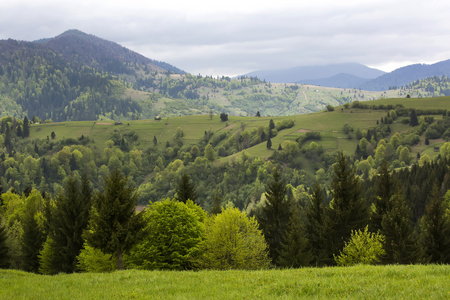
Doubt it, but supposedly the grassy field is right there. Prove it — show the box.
[1,265,449,299]
[29,97,449,161]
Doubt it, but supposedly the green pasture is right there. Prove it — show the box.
[1,265,448,299]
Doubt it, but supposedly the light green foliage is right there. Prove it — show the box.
[76,242,117,272]
[200,207,270,270]
[419,154,431,166]
[126,199,206,270]
[335,226,385,266]
[204,144,215,161]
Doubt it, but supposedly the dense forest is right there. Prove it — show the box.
[0,98,449,272]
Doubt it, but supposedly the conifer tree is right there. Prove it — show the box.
[304,182,329,266]
[410,109,419,126]
[371,158,394,233]
[175,173,198,203]
[278,205,311,267]
[420,184,450,263]
[266,138,272,149]
[22,116,30,138]
[0,216,9,268]
[86,168,143,270]
[257,167,292,265]
[381,191,418,264]
[211,188,223,215]
[41,175,92,274]
[328,152,368,259]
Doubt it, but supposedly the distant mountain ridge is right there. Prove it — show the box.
[243,60,450,91]
[243,63,386,84]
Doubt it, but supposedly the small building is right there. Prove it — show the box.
[434,147,440,152]
[154,116,162,120]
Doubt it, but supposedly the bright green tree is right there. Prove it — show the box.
[85,168,143,270]
[334,226,385,266]
[257,167,292,265]
[204,144,215,161]
[126,199,206,270]
[76,242,117,272]
[200,207,270,270]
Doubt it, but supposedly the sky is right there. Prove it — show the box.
[1,0,450,77]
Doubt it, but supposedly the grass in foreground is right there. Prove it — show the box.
[1,265,449,299]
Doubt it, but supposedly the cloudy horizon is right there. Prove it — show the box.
[1,0,449,77]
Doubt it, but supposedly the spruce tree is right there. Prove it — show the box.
[0,216,9,268]
[257,167,292,265]
[304,182,329,266]
[327,152,368,259]
[278,205,311,267]
[41,175,92,273]
[22,116,30,138]
[381,191,418,264]
[371,158,394,233]
[211,188,223,215]
[175,173,198,203]
[86,168,143,269]
[420,184,450,263]
[266,138,272,149]
[410,109,419,126]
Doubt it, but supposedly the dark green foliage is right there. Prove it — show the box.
[86,168,143,270]
[420,184,450,263]
[266,138,272,149]
[269,119,275,130]
[305,182,329,266]
[0,216,9,268]
[381,192,419,264]
[175,173,198,203]
[21,192,46,273]
[256,111,261,117]
[51,131,56,139]
[42,175,92,274]
[278,205,311,268]
[211,188,223,215]
[327,152,368,259]
[257,168,292,265]
[153,135,157,146]
[22,116,30,138]
[371,158,394,233]
[220,113,228,122]
[410,109,419,126]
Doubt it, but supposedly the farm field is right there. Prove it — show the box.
[1,265,449,299]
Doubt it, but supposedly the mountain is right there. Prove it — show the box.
[298,73,369,89]
[357,60,450,91]
[243,63,385,83]
[37,29,184,75]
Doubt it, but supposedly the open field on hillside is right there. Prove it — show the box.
[1,265,448,299]
[28,96,449,161]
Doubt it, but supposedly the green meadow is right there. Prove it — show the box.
[1,265,449,299]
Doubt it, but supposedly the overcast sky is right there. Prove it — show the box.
[1,0,450,76]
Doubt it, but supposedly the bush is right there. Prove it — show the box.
[334,226,385,266]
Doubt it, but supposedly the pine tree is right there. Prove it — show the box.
[269,119,275,130]
[41,175,92,273]
[327,152,368,260]
[305,182,329,266]
[410,109,419,126]
[371,158,394,233]
[22,116,30,138]
[153,135,158,146]
[381,191,418,264]
[0,216,9,268]
[257,167,292,265]
[175,173,198,203]
[86,168,143,270]
[420,184,450,263]
[278,205,311,267]
[266,138,272,149]
[211,188,223,215]
[21,191,45,273]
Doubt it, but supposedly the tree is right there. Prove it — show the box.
[39,175,92,274]
[126,199,206,270]
[153,135,158,146]
[256,111,261,117]
[410,109,419,126]
[371,158,394,233]
[175,173,198,203]
[305,182,329,266]
[204,144,215,161]
[269,119,275,130]
[0,216,9,268]
[277,205,311,267]
[257,167,292,265]
[220,113,228,122]
[85,168,143,270]
[211,188,223,215]
[420,184,450,263]
[209,110,214,120]
[21,190,46,273]
[200,207,270,270]
[381,192,418,264]
[22,116,30,138]
[326,105,335,112]
[334,226,385,266]
[51,131,56,139]
[327,152,368,260]
[266,138,272,149]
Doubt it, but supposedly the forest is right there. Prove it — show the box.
[0,97,449,273]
